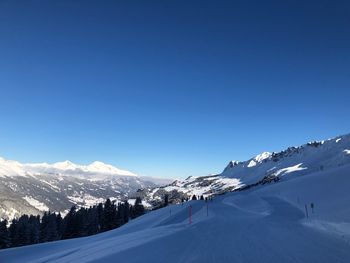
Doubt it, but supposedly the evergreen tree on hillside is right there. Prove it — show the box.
[86,206,99,235]
[116,202,124,226]
[62,206,79,239]
[40,212,49,242]
[101,199,117,232]
[164,194,169,207]
[77,207,90,237]
[8,215,32,247]
[132,197,145,219]
[1,197,148,250]
[8,218,19,247]
[97,203,103,231]
[0,220,9,249]
[16,215,31,246]
[47,213,59,241]
[28,215,40,244]
[123,201,130,223]
[56,213,64,239]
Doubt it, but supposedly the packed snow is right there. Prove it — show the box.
[274,163,307,176]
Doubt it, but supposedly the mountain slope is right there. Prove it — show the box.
[1,162,350,262]
[142,134,350,204]
[0,159,172,220]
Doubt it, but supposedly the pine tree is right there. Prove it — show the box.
[123,201,130,223]
[101,199,117,232]
[8,218,18,247]
[46,213,59,241]
[97,203,103,231]
[192,195,197,200]
[2,197,142,249]
[86,206,99,235]
[56,213,63,239]
[77,208,89,237]
[0,220,10,249]
[28,215,40,244]
[40,212,49,242]
[16,215,31,246]
[62,206,78,239]
[132,197,145,218]
[164,194,169,207]
[116,202,124,226]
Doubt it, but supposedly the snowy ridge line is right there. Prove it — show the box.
[0,158,137,178]
[0,158,173,221]
[141,133,350,205]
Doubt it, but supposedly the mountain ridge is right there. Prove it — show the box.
[0,158,172,221]
[0,158,137,178]
[139,133,350,205]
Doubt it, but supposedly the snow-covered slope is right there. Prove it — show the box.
[142,134,350,204]
[0,159,172,221]
[2,162,350,262]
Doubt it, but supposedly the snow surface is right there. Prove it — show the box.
[274,163,307,176]
[2,163,350,262]
[67,194,106,208]
[22,196,49,212]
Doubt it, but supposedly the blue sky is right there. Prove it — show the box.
[0,1,349,178]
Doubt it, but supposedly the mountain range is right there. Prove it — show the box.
[0,159,172,221]
[2,133,350,262]
[140,133,350,205]
[1,133,350,221]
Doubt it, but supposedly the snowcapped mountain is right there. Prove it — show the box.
[141,133,350,205]
[2,133,350,221]
[0,159,172,221]
[2,148,350,262]
[0,159,138,179]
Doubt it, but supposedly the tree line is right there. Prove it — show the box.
[0,197,145,249]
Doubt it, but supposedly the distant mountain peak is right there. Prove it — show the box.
[0,157,137,178]
[53,160,79,170]
[87,161,137,177]
[254,152,272,162]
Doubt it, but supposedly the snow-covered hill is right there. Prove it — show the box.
[1,160,350,262]
[142,134,350,205]
[0,159,172,221]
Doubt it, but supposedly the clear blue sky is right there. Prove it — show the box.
[0,1,349,178]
